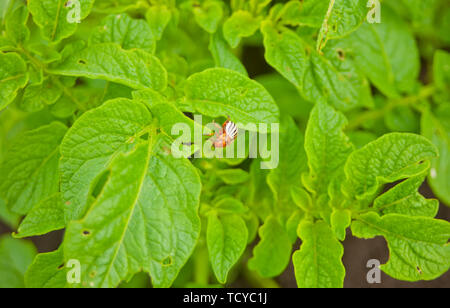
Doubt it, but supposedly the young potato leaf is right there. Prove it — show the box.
[64,135,201,288]
[183,68,279,128]
[193,0,223,34]
[5,5,29,45]
[145,5,172,41]
[20,78,63,112]
[50,43,167,91]
[373,174,439,217]
[0,236,37,288]
[260,21,306,94]
[293,220,345,288]
[28,0,94,43]
[60,98,152,221]
[304,101,353,195]
[223,10,260,48]
[15,194,65,239]
[90,13,156,53]
[267,116,307,219]
[209,29,248,76]
[216,169,250,185]
[207,212,248,283]
[0,52,28,111]
[248,215,292,278]
[352,212,450,281]
[342,6,420,97]
[421,106,450,206]
[0,122,67,215]
[343,133,438,202]
[25,247,68,288]
[331,209,351,241]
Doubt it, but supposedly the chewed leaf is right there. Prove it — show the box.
[352,212,450,281]
[64,135,201,288]
[343,133,438,202]
[60,98,152,221]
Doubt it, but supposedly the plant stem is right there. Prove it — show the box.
[242,266,281,288]
[346,85,436,131]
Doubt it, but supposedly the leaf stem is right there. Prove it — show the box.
[346,86,436,131]
[316,0,336,52]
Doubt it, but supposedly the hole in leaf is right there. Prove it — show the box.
[336,48,345,61]
[91,170,110,198]
[78,59,87,65]
[82,230,91,236]
[161,256,173,266]
[58,263,65,270]
[140,133,149,140]
[416,266,423,275]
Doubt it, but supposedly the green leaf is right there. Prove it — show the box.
[214,197,247,214]
[261,21,306,94]
[145,5,172,41]
[433,50,450,101]
[50,43,167,91]
[316,0,367,50]
[15,193,65,238]
[293,220,345,288]
[261,21,371,111]
[133,89,205,143]
[90,13,156,53]
[5,5,29,44]
[209,29,248,76]
[60,98,152,221]
[352,212,450,281]
[64,135,201,288]
[304,101,353,195]
[0,236,37,288]
[216,169,250,185]
[373,174,439,217]
[0,122,67,215]
[183,68,279,127]
[207,212,248,283]
[223,10,260,48]
[331,209,351,241]
[343,133,438,202]
[28,0,94,43]
[193,0,223,34]
[421,106,450,206]
[0,197,20,229]
[20,78,63,112]
[342,6,420,97]
[25,247,67,288]
[248,215,292,278]
[0,52,29,111]
[267,116,307,218]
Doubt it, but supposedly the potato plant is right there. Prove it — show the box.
[0,0,449,288]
